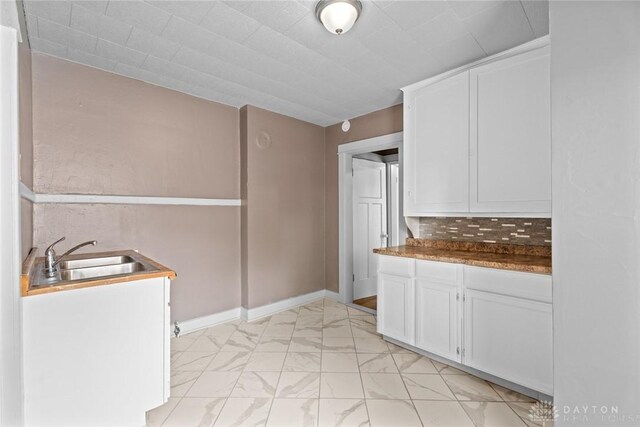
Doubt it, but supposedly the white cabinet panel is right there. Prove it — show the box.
[378,272,414,344]
[464,265,552,303]
[378,255,414,277]
[464,289,553,394]
[415,279,461,362]
[469,46,551,213]
[23,278,170,427]
[404,71,470,214]
[415,259,459,285]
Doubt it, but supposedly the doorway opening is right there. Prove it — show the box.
[338,132,406,314]
[352,148,405,311]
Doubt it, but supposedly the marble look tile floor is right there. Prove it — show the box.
[148,298,546,427]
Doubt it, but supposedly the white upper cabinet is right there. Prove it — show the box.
[404,71,470,215]
[469,47,551,213]
[402,39,551,217]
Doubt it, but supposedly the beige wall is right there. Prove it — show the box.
[242,106,325,308]
[33,204,240,320]
[19,42,33,260]
[323,104,403,292]
[27,50,402,319]
[19,43,33,189]
[30,54,241,322]
[32,54,239,199]
[21,199,33,261]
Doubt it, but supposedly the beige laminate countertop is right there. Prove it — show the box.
[21,248,176,297]
[374,240,551,275]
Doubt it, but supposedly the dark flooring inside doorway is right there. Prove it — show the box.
[353,295,377,311]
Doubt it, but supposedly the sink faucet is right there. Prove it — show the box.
[44,237,97,278]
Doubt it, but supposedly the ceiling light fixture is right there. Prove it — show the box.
[315,0,362,35]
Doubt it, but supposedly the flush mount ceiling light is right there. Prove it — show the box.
[316,0,363,35]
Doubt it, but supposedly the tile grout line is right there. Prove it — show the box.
[351,306,375,426]
[432,359,477,425]
[487,382,535,426]
[165,327,227,426]
[157,395,182,426]
[315,298,327,425]
[198,324,237,426]
[389,343,426,426]
[260,307,292,426]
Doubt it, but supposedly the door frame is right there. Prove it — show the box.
[338,131,403,305]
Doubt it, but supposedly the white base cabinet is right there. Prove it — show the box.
[414,260,461,362]
[463,266,553,395]
[23,277,171,427]
[377,254,553,395]
[377,256,414,344]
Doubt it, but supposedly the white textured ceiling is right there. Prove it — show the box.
[23,0,548,126]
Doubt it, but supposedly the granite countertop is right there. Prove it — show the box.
[374,239,551,275]
[21,248,176,297]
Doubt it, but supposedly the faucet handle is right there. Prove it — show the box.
[45,236,65,255]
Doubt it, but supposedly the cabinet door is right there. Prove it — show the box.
[469,46,551,213]
[378,273,414,344]
[463,289,553,394]
[404,71,470,215]
[415,279,461,362]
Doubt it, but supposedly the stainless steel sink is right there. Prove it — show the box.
[59,255,135,270]
[59,262,148,281]
[30,250,161,288]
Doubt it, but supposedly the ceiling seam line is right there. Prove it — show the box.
[516,0,537,38]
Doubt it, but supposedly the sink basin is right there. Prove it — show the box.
[59,255,135,270]
[26,250,173,292]
[59,262,148,281]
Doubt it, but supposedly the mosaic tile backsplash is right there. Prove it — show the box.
[419,217,551,246]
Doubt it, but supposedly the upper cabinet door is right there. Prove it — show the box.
[469,47,551,213]
[404,71,470,215]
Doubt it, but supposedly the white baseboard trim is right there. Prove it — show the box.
[242,289,327,322]
[176,307,241,336]
[324,290,341,302]
[176,289,340,334]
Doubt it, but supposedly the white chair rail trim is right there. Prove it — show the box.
[19,182,241,207]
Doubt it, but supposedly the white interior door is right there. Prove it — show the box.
[353,158,387,300]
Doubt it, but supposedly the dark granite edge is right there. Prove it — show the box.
[406,238,552,257]
[374,247,552,275]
